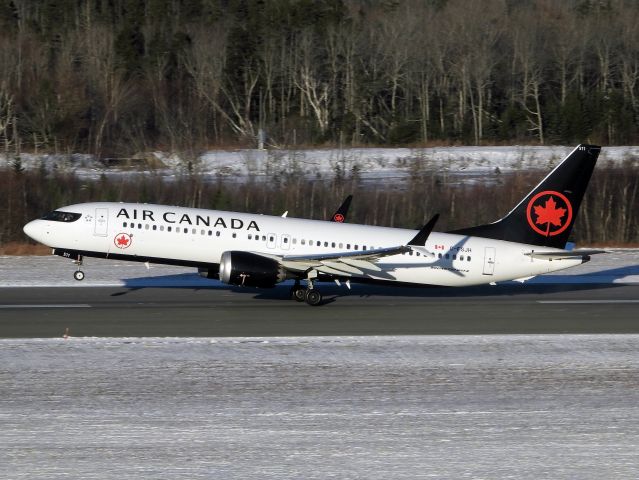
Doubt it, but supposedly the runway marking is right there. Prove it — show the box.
[0,304,92,309]
[538,300,639,304]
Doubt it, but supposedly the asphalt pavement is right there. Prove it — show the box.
[1,283,638,337]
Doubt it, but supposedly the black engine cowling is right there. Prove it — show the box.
[219,251,288,288]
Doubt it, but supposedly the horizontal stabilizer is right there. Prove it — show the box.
[524,249,606,261]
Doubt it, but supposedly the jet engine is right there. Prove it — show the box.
[219,251,289,288]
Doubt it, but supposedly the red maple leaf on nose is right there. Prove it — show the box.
[116,235,130,246]
[533,196,566,233]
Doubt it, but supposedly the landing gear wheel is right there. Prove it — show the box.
[73,270,85,281]
[292,287,307,302]
[305,289,322,306]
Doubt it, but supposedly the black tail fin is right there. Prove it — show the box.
[450,144,601,248]
[330,195,352,223]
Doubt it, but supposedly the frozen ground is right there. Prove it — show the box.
[2,146,638,184]
[1,335,639,479]
[1,248,638,288]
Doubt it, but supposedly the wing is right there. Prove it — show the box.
[259,214,439,277]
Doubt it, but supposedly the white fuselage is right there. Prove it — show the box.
[23,202,584,287]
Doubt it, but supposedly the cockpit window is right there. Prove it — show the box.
[41,211,82,222]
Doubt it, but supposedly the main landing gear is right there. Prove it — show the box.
[73,256,85,281]
[290,279,323,306]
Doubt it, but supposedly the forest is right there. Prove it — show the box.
[1,0,639,156]
[2,161,638,249]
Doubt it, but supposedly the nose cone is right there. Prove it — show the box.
[23,220,42,242]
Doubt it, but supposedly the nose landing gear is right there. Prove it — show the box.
[73,256,85,281]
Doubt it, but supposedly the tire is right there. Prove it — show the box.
[292,287,306,302]
[305,289,322,306]
[73,270,85,281]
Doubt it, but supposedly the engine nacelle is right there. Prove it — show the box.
[219,251,288,288]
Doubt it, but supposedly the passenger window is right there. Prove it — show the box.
[453,254,456,260]
[208,231,212,236]
[284,237,288,243]
[184,228,188,234]
[363,246,367,251]
[467,256,472,261]
[293,238,297,245]
[438,253,442,259]
[233,233,237,238]
[123,222,127,227]
[339,243,343,249]
[168,226,172,232]
[248,234,252,240]
[347,244,351,249]
[324,241,328,247]
[445,254,449,259]
[160,226,164,232]
[354,245,359,250]
[331,242,335,248]
[138,223,142,229]
[152,225,157,231]
[301,239,306,245]
[216,231,221,237]
[316,241,321,247]
[255,236,259,241]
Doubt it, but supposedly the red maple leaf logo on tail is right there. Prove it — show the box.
[533,196,566,235]
[526,190,573,237]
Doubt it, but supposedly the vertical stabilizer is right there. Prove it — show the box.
[450,144,601,248]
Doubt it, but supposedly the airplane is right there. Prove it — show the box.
[23,144,604,306]
[330,194,352,223]
[282,194,352,222]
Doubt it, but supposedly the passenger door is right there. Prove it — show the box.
[94,208,109,236]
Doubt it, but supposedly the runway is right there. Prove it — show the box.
[1,283,638,337]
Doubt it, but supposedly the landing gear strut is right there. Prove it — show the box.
[73,256,85,281]
[304,278,322,306]
[290,278,323,306]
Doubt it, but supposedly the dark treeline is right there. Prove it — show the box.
[2,0,639,156]
[3,165,638,245]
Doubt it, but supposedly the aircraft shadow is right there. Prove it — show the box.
[111,264,639,301]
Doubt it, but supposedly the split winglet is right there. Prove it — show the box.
[408,214,440,246]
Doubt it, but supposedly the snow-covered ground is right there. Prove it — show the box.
[1,249,638,288]
[2,335,639,479]
[2,146,638,183]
